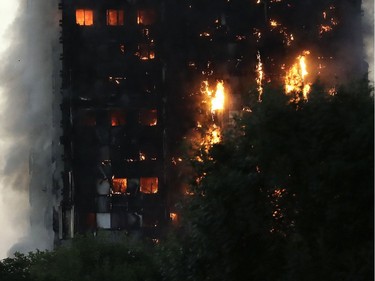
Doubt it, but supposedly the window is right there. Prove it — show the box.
[76,9,94,26]
[112,178,127,193]
[139,109,157,126]
[79,111,96,126]
[139,142,158,161]
[106,9,124,26]
[96,196,111,212]
[96,213,111,229]
[135,43,155,60]
[110,110,126,126]
[137,9,156,25]
[140,177,158,194]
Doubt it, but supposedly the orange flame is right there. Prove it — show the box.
[211,81,225,112]
[284,51,311,100]
[256,51,264,101]
[201,80,225,113]
[198,80,226,149]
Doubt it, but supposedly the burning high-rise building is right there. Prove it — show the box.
[56,0,368,240]
[59,0,168,238]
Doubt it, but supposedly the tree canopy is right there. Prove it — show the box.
[160,80,374,281]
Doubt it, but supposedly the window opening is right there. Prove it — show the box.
[112,178,127,193]
[110,110,126,126]
[96,213,111,229]
[106,9,124,26]
[139,109,157,126]
[140,177,158,194]
[135,42,155,60]
[76,9,93,26]
[79,111,96,126]
[137,10,156,25]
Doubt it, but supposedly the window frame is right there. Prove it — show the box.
[106,9,124,26]
[76,9,94,26]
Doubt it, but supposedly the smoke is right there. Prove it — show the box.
[0,0,60,258]
[362,0,374,83]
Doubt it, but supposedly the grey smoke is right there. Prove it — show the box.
[0,0,60,258]
[362,0,374,83]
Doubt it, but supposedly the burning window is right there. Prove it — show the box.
[76,9,94,26]
[112,178,127,193]
[139,109,157,126]
[170,212,178,224]
[140,177,158,194]
[110,110,126,126]
[137,10,156,25]
[135,43,155,60]
[106,9,124,26]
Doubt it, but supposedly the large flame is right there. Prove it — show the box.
[201,80,225,113]
[256,51,264,101]
[211,81,225,112]
[197,80,226,150]
[284,51,311,100]
[201,125,222,148]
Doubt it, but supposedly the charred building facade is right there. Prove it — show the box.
[60,0,168,238]
[58,0,366,240]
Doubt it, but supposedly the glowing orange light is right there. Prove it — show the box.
[170,212,178,222]
[76,9,93,26]
[112,178,127,193]
[284,51,311,101]
[328,87,337,96]
[319,24,333,35]
[140,177,158,194]
[256,51,264,101]
[139,152,146,161]
[211,81,225,112]
[110,111,126,126]
[106,9,124,26]
[270,19,280,29]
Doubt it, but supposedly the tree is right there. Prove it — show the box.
[0,252,37,281]
[160,80,373,281]
[1,235,161,281]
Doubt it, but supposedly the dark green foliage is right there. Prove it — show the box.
[0,236,161,281]
[160,80,374,281]
[0,252,36,281]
